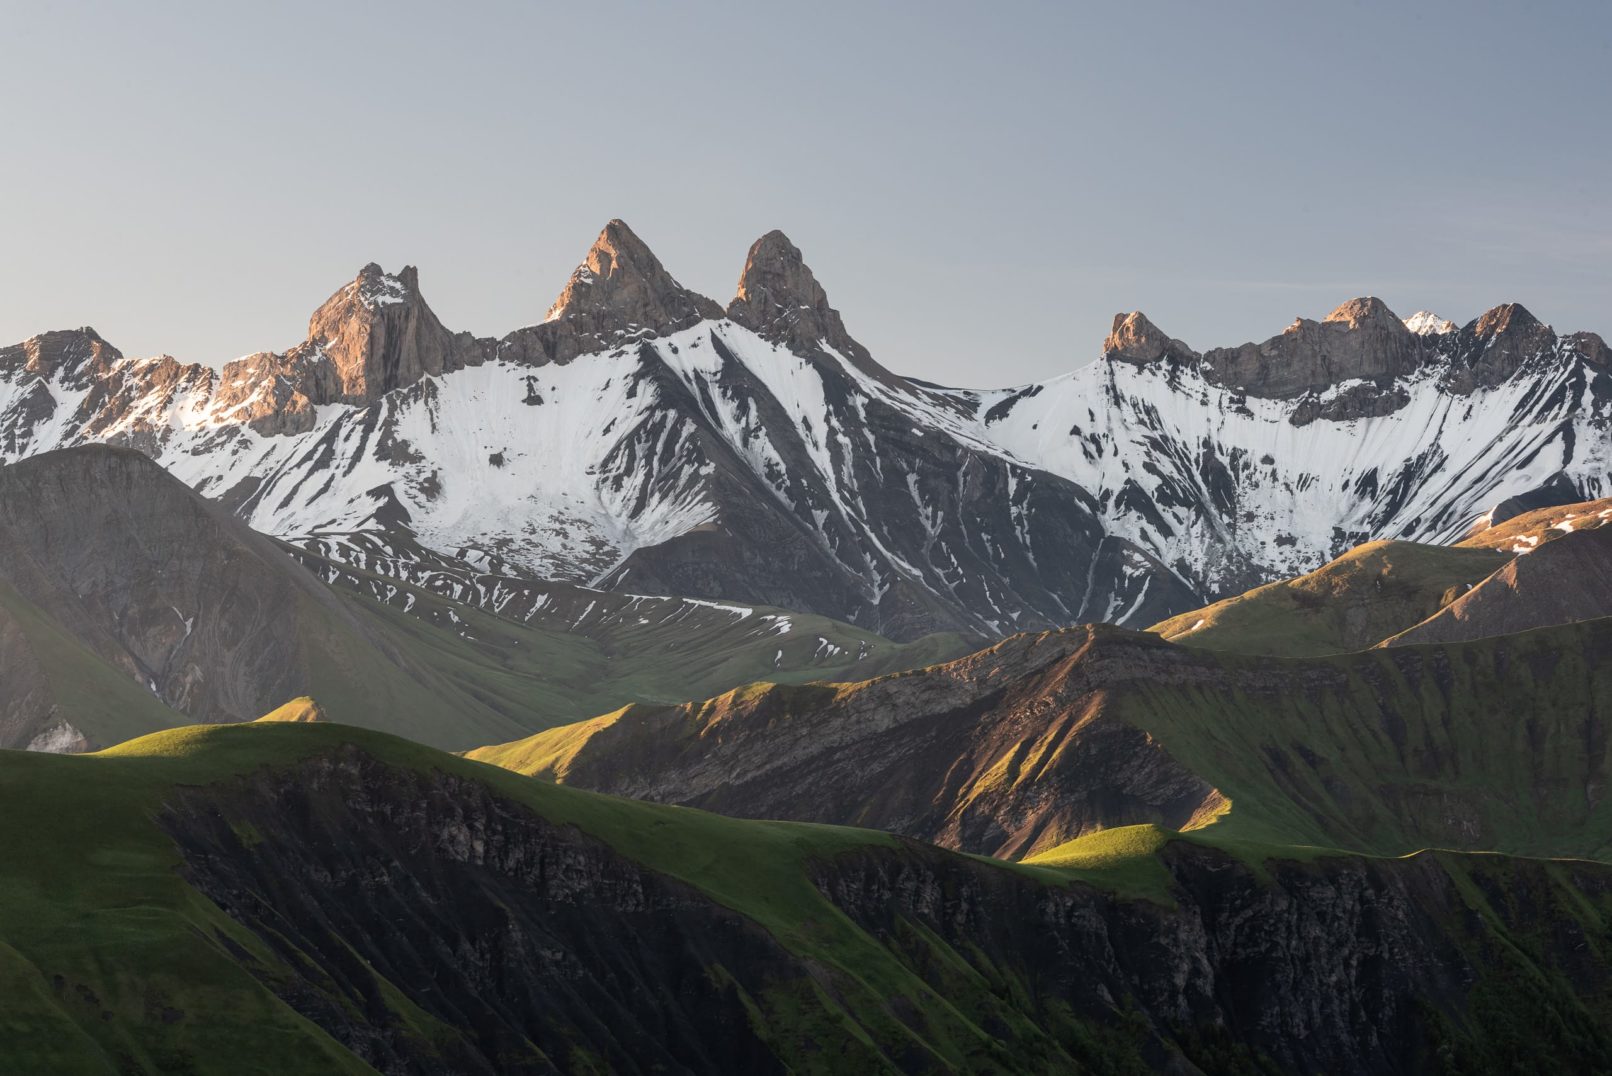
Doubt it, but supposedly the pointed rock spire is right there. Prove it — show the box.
[1102,312,1198,366]
[543,219,722,333]
[1470,301,1544,340]
[306,263,482,403]
[727,229,890,381]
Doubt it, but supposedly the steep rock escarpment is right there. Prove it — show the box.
[157,749,1612,1074]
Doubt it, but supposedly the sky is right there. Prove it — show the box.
[2,0,1608,388]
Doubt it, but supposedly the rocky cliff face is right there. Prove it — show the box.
[1199,296,1425,398]
[499,219,726,368]
[727,229,895,383]
[152,747,1612,1074]
[305,262,489,404]
[1101,311,1199,367]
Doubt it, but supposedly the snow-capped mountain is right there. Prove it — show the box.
[963,299,1611,596]
[2,221,1608,638]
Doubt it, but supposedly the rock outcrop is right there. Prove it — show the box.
[1200,296,1426,397]
[1444,301,1558,392]
[1102,311,1199,366]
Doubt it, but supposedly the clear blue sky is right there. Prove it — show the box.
[3,0,1608,387]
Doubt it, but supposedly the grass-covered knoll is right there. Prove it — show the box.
[1460,496,1612,552]
[253,696,325,723]
[1148,539,1507,656]
[8,720,1612,1073]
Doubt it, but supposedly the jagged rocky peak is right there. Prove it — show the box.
[1199,296,1424,399]
[1102,311,1199,366]
[1445,301,1559,392]
[543,219,723,334]
[727,229,888,378]
[306,262,475,404]
[1403,310,1457,336]
[1470,301,1545,340]
[0,327,123,384]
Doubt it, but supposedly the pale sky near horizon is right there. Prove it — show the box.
[3,0,1608,388]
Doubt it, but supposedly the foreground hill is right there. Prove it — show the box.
[471,615,1612,860]
[0,446,961,751]
[4,720,1612,1073]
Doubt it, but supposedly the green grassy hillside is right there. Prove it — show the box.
[6,721,1612,1072]
[1119,615,1612,856]
[1147,539,1508,656]
[474,615,1612,866]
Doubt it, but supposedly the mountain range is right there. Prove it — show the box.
[5,220,1607,644]
[6,221,1612,1073]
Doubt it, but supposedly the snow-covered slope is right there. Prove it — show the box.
[964,304,1612,595]
[3,224,1608,639]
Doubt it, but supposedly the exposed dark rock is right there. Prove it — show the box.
[156,747,1612,1074]
[306,263,491,404]
[1443,302,1558,393]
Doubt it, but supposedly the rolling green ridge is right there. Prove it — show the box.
[1147,539,1509,657]
[0,446,970,753]
[6,721,1612,1073]
[472,614,1612,868]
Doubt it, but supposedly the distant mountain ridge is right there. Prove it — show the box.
[3,220,1609,637]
